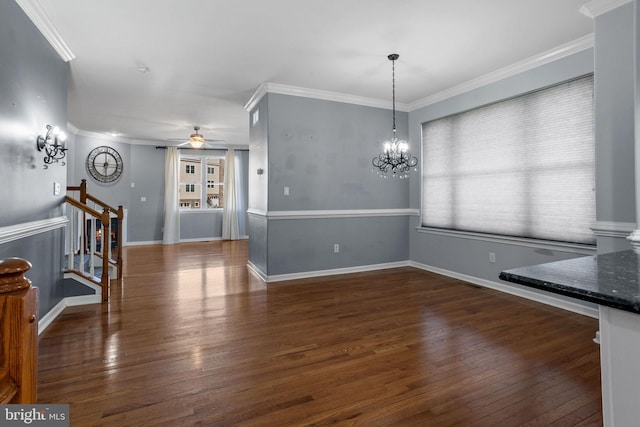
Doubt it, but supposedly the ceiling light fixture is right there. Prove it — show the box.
[36,124,67,168]
[188,126,205,149]
[372,54,418,179]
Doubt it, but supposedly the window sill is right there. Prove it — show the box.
[416,226,596,255]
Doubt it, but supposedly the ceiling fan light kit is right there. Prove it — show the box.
[188,126,206,149]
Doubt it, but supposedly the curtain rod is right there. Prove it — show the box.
[155,146,249,151]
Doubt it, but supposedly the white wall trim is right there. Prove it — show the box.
[245,35,594,114]
[247,208,268,217]
[245,82,409,113]
[247,261,268,282]
[247,257,598,318]
[38,293,101,335]
[0,216,68,245]
[257,261,411,283]
[416,226,596,255]
[125,240,162,246]
[407,34,595,111]
[247,208,418,220]
[409,261,599,319]
[66,122,79,134]
[180,236,249,243]
[591,221,637,238]
[580,0,633,18]
[14,0,75,62]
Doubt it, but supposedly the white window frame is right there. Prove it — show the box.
[179,154,224,212]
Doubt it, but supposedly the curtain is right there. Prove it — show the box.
[162,146,180,244]
[222,148,240,240]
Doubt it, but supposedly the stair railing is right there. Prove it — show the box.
[66,179,124,302]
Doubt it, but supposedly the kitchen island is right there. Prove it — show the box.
[500,250,640,427]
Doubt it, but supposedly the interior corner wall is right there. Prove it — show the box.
[593,2,637,253]
[0,0,68,317]
[248,95,269,273]
[253,93,410,277]
[408,48,599,309]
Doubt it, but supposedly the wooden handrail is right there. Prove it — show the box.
[86,193,119,215]
[65,195,102,218]
[65,179,123,299]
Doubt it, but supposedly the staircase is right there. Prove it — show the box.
[65,179,123,302]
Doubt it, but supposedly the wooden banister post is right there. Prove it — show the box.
[80,179,87,204]
[0,258,38,403]
[101,208,110,302]
[117,205,124,280]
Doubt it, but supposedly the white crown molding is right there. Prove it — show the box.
[245,34,594,114]
[591,221,637,238]
[15,0,75,62]
[245,82,409,113]
[580,0,633,18]
[0,216,68,245]
[75,129,134,144]
[66,122,79,134]
[407,34,595,111]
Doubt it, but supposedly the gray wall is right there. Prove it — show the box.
[249,93,410,276]
[0,0,68,317]
[69,137,248,243]
[408,48,597,305]
[248,95,269,272]
[594,2,637,253]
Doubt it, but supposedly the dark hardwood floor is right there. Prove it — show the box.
[38,241,602,426]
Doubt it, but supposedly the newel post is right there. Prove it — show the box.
[0,258,38,403]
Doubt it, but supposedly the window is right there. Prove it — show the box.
[421,75,595,245]
[179,156,224,209]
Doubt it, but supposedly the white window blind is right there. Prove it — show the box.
[421,75,595,245]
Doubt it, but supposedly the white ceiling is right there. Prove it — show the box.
[25,0,594,147]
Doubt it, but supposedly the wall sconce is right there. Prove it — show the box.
[36,125,67,168]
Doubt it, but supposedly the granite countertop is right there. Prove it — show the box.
[499,250,640,314]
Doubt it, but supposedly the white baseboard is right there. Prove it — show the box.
[180,235,250,243]
[38,273,103,334]
[127,236,249,246]
[409,261,599,319]
[38,293,101,335]
[246,258,598,318]
[252,261,411,283]
[124,240,162,246]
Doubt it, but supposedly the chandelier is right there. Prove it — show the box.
[372,54,418,179]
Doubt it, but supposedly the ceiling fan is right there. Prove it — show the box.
[169,126,225,149]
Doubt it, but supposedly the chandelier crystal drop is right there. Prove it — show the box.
[372,53,418,179]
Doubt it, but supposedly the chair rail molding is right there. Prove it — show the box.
[0,217,68,245]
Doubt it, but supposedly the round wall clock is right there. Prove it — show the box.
[86,146,124,183]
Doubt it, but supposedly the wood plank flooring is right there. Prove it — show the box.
[38,241,602,426]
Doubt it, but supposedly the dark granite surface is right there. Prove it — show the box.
[499,250,640,314]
